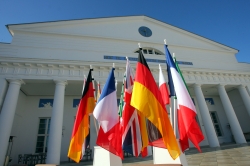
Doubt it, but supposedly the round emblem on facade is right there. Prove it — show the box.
[138,26,152,37]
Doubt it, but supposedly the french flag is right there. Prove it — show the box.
[121,58,142,157]
[93,68,123,159]
[93,68,119,133]
[165,44,204,152]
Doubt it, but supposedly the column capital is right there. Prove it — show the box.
[217,84,227,88]
[193,83,202,87]
[53,80,68,86]
[6,78,25,86]
[237,84,246,89]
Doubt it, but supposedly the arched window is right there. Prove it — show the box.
[134,48,164,55]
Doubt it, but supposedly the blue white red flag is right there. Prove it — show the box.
[164,44,204,152]
[93,68,123,159]
[93,68,119,133]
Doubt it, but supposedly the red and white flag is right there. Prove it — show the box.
[159,64,170,105]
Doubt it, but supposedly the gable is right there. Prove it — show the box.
[7,16,237,53]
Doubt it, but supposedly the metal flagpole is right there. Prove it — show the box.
[90,65,99,134]
[172,53,177,137]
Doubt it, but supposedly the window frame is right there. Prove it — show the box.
[134,48,164,55]
[209,111,223,137]
[35,117,51,153]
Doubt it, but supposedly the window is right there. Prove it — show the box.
[148,49,153,54]
[35,118,50,153]
[210,112,222,136]
[134,48,164,55]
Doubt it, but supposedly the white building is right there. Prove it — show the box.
[0,16,250,165]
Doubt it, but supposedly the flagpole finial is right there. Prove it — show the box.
[173,53,176,58]
[159,64,161,69]
[164,39,167,45]
[138,43,141,48]
[115,80,118,90]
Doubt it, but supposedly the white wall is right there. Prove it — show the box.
[6,32,240,73]
[10,94,99,164]
[228,89,250,133]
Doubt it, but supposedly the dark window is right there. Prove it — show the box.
[36,118,50,153]
[210,112,222,136]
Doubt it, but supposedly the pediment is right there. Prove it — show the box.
[8,16,237,53]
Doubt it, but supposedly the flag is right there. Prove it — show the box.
[93,68,119,132]
[174,56,190,95]
[131,48,181,160]
[118,75,125,117]
[120,58,142,157]
[138,112,149,157]
[68,69,95,163]
[159,64,170,105]
[93,68,123,159]
[164,44,204,152]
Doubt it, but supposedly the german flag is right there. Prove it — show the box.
[131,48,181,159]
[68,69,95,163]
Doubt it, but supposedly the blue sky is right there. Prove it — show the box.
[0,0,249,63]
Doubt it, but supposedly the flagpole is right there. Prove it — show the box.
[164,40,175,131]
[90,65,99,134]
[172,53,177,137]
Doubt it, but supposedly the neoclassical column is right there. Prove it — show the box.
[0,79,24,166]
[193,84,220,147]
[237,85,250,117]
[246,85,250,96]
[46,80,67,165]
[217,84,246,144]
[0,78,8,110]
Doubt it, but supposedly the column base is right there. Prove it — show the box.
[93,146,122,166]
[153,146,188,166]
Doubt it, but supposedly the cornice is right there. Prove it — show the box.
[0,59,250,85]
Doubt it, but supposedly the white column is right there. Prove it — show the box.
[0,78,8,110]
[46,80,67,165]
[193,84,220,147]
[0,79,23,166]
[217,84,246,144]
[238,85,250,117]
[246,85,250,96]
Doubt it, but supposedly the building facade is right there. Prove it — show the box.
[0,16,250,165]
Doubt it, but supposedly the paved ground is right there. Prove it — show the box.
[185,143,250,166]
[60,142,250,166]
